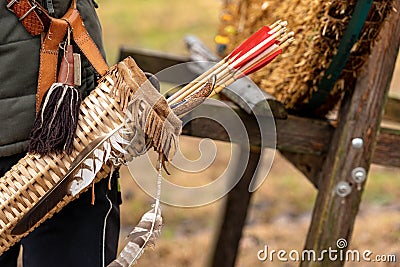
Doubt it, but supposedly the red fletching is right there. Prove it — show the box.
[239,49,283,78]
[231,38,278,70]
[228,26,271,60]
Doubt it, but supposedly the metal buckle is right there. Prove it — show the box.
[6,0,38,21]
[19,2,38,21]
[6,0,19,11]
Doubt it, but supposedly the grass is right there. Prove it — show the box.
[97,0,220,63]
[95,1,400,266]
[363,166,400,205]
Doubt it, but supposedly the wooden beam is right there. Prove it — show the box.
[182,102,400,167]
[384,97,400,123]
[182,104,332,154]
[280,152,325,188]
[374,128,400,167]
[301,3,400,266]
[275,116,333,155]
[281,127,400,188]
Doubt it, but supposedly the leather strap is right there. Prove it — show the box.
[36,18,69,110]
[6,0,45,36]
[66,7,108,77]
[33,0,108,111]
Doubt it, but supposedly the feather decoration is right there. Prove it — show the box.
[69,139,113,197]
[11,124,127,235]
[12,118,150,235]
[121,104,149,162]
[108,158,163,267]
[108,203,162,267]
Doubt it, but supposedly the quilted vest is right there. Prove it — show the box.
[0,0,106,157]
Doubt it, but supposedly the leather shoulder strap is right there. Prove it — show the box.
[67,8,108,77]
[35,0,108,111]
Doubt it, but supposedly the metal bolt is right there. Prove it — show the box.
[352,167,366,183]
[352,138,364,149]
[336,181,352,197]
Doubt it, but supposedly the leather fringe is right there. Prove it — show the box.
[103,57,181,161]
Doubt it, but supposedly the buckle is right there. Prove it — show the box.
[19,2,38,21]
[6,0,19,11]
[6,0,38,21]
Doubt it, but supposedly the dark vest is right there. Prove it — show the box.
[0,0,106,157]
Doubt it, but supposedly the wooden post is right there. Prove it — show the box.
[210,148,261,267]
[301,2,400,266]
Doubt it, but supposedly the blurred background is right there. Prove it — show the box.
[96,0,400,266]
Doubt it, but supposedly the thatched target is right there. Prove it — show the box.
[217,0,393,116]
